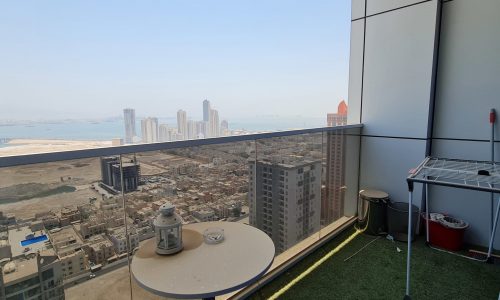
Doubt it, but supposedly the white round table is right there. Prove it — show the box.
[131,221,275,299]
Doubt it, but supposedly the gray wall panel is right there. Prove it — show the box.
[347,19,365,125]
[360,136,426,208]
[361,1,437,137]
[352,0,365,20]
[367,0,428,16]
[432,139,500,162]
[433,0,500,140]
[345,133,361,217]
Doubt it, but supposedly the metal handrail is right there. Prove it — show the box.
[0,124,362,167]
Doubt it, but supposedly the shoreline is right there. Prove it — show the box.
[0,139,113,157]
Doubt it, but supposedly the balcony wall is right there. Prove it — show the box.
[348,0,500,248]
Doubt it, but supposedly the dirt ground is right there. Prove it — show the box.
[0,157,100,188]
[0,158,101,219]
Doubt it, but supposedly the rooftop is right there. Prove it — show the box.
[2,248,57,284]
[8,226,49,258]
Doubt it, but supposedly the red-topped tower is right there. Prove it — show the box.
[327,100,348,127]
[322,101,348,225]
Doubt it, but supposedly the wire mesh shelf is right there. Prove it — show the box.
[407,156,500,193]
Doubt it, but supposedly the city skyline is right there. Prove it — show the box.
[131,99,230,144]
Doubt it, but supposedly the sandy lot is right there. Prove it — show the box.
[0,139,112,157]
[0,157,101,219]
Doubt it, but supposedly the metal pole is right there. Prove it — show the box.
[486,195,500,260]
[405,191,413,297]
[425,184,429,243]
[490,109,496,234]
[120,155,134,300]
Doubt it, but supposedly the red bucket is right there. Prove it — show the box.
[421,213,468,251]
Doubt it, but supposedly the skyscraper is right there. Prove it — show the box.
[123,108,136,144]
[209,108,220,138]
[141,117,159,143]
[196,121,206,139]
[159,124,170,142]
[100,156,120,186]
[203,99,211,122]
[177,110,188,140]
[187,120,197,140]
[249,158,321,253]
[220,120,229,136]
[322,101,348,225]
[327,100,348,127]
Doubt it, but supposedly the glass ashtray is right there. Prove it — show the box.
[203,227,225,244]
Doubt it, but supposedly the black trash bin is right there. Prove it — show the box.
[387,201,420,242]
[357,189,389,235]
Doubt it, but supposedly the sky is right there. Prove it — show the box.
[0,0,351,121]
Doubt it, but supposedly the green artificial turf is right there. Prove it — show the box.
[249,228,500,300]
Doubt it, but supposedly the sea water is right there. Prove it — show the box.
[0,116,326,144]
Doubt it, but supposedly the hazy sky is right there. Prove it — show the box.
[0,1,351,121]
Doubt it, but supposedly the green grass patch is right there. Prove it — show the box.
[250,229,500,300]
[0,183,76,204]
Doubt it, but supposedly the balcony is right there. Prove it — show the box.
[0,125,364,300]
[2,0,500,298]
[0,121,499,300]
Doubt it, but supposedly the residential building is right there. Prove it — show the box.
[187,120,196,140]
[0,240,11,260]
[108,227,139,254]
[159,124,170,142]
[141,117,159,143]
[100,156,120,187]
[220,120,229,136]
[111,138,123,146]
[196,121,206,139]
[86,235,115,265]
[0,250,65,300]
[249,158,322,253]
[322,101,348,225]
[60,207,81,227]
[78,220,106,239]
[111,163,140,193]
[177,110,188,140]
[208,108,220,138]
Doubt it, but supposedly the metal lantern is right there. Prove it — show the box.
[154,202,183,255]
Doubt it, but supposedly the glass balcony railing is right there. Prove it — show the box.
[0,124,361,300]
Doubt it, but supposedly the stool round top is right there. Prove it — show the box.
[359,189,389,200]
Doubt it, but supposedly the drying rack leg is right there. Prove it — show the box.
[486,195,500,262]
[425,184,429,244]
[405,191,413,298]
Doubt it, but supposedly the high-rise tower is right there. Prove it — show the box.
[177,110,188,140]
[123,108,136,144]
[141,117,159,143]
[203,99,211,122]
[249,158,321,253]
[322,101,348,225]
[209,108,220,138]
